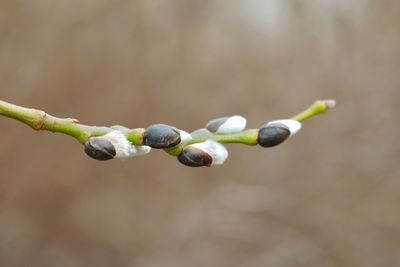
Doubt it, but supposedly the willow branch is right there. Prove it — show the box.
[0,99,336,166]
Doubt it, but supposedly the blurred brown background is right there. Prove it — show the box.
[1,1,399,266]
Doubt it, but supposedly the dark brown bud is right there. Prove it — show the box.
[143,124,181,148]
[178,147,213,167]
[84,137,116,160]
[258,124,290,147]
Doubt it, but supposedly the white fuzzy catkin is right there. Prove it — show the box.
[216,115,247,134]
[179,130,192,144]
[266,119,302,136]
[190,140,228,165]
[103,131,151,158]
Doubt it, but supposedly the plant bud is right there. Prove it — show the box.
[143,124,182,148]
[85,131,151,160]
[267,119,302,136]
[178,140,228,167]
[206,115,246,134]
[178,146,213,167]
[323,99,336,109]
[143,124,192,148]
[258,119,301,147]
[84,138,116,161]
[258,125,290,147]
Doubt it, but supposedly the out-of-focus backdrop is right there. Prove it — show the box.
[0,1,399,266]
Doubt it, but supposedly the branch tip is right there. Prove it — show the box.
[322,99,336,110]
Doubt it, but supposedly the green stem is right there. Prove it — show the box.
[0,100,143,144]
[164,129,259,156]
[291,99,336,122]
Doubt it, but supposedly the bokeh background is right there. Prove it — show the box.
[1,1,399,266]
